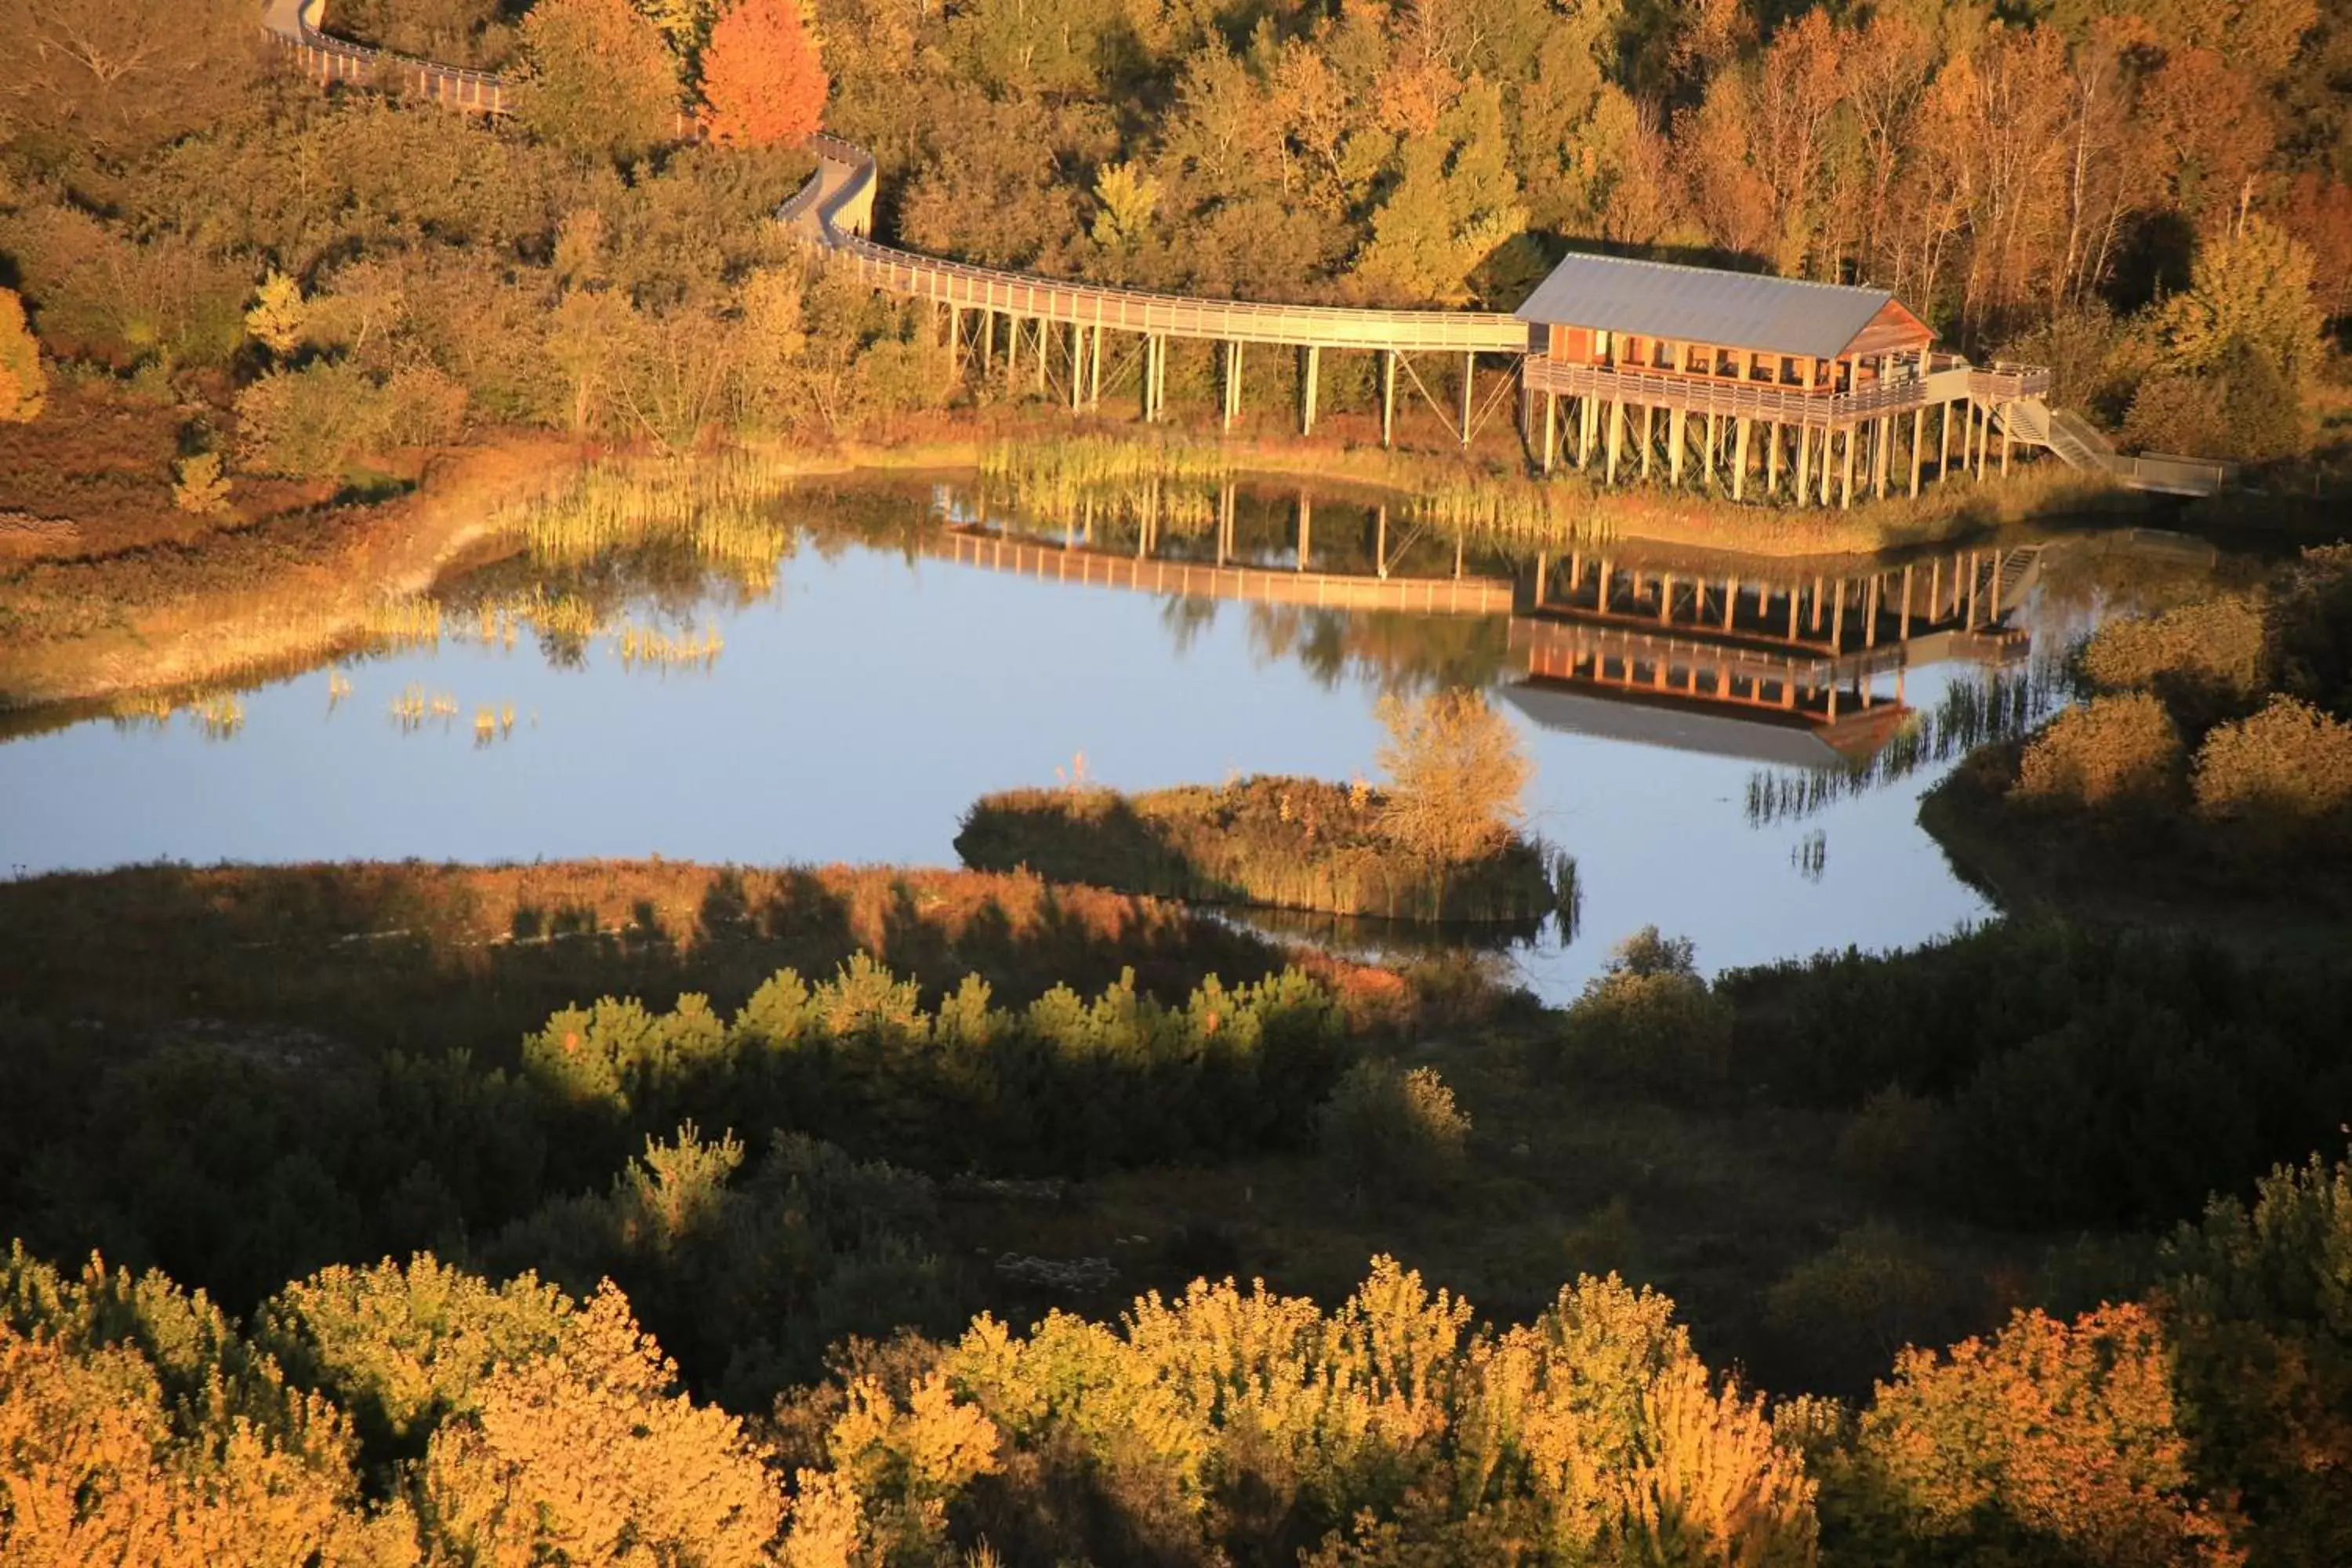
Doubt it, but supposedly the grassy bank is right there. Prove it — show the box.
[955,776,1573,924]
[975,421,2149,558]
[0,858,1416,1054]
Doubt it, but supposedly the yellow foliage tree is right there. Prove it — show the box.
[0,285,45,423]
[1374,689,1531,865]
[420,1282,783,1566]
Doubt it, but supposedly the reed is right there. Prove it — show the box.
[327,669,353,707]
[362,595,445,649]
[497,453,800,589]
[615,622,724,670]
[192,694,245,741]
[1743,661,2070,826]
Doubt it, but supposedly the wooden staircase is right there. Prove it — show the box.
[1994,398,2230,497]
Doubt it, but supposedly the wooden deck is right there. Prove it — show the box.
[922,530,1514,616]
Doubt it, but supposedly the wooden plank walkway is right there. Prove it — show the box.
[922,531,1515,616]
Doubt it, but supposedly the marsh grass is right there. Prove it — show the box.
[615,622,724,670]
[1744,662,2073,826]
[499,452,801,591]
[957,776,1572,924]
[191,693,244,740]
[361,595,445,649]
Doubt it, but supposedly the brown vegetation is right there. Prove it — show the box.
[955,775,1569,924]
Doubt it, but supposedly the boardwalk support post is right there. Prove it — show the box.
[1381,350,1397,449]
[1301,345,1319,436]
[1459,354,1474,447]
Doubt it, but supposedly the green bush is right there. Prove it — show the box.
[2012,691,2183,809]
[1315,1058,1472,1199]
[1555,928,1732,1102]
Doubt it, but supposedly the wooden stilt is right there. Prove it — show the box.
[1459,353,1475,446]
[1840,426,1856,510]
[1541,390,1555,474]
[1381,350,1396,448]
[1640,405,1655,481]
[1733,418,1750,502]
[1900,562,1915,640]
[1606,401,1623,485]
[1669,408,1685,486]
[1909,407,1924,497]
[1301,345,1319,436]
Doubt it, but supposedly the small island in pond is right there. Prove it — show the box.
[958,775,1570,925]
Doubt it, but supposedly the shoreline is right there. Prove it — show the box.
[0,412,2223,723]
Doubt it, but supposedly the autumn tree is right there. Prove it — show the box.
[0,0,259,160]
[1846,1304,2241,1566]
[2158,216,2327,388]
[422,1282,784,1566]
[510,0,683,163]
[700,0,830,148]
[1374,688,1530,863]
[0,287,43,423]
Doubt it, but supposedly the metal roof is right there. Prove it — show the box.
[1499,680,1898,769]
[1514,253,1897,361]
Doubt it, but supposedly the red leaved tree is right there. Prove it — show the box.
[699,0,829,147]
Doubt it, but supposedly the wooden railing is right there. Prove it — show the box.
[1523,359,1933,429]
[784,140,1529,354]
[261,0,509,111]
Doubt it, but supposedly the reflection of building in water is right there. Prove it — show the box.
[1503,546,2040,768]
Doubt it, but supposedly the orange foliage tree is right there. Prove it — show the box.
[699,0,829,148]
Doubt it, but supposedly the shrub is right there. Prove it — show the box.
[0,286,44,422]
[171,452,233,515]
[1316,1059,1472,1198]
[1765,1225,1957,1391]
[1556,927,1733,1102]
[2013,692,2183,809]
[2079,595,2269,711]
[2192,695,2352,834]
[1843,1304,2241,1566]
[234,362,387,477]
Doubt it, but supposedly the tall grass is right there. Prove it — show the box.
[1744,661,2071,826]
[615,622,724,670]
[497,452,800,589]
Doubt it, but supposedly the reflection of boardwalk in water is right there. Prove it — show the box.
[920,528,1515,617]
[1504,545,2042,768]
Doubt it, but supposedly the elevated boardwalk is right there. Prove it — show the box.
[921,529,1514,616]
[256,2,2223,499]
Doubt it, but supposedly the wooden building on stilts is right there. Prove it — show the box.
[1514,254,2038,506]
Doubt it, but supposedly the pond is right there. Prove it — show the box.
[0,470,2237,1000]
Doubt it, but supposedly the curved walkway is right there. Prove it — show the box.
[781,138,1526,355]
[258,5,1526,360]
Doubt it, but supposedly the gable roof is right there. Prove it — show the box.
[1514,252,1922,361]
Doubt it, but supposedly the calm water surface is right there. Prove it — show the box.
[0,475,2231,1000]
